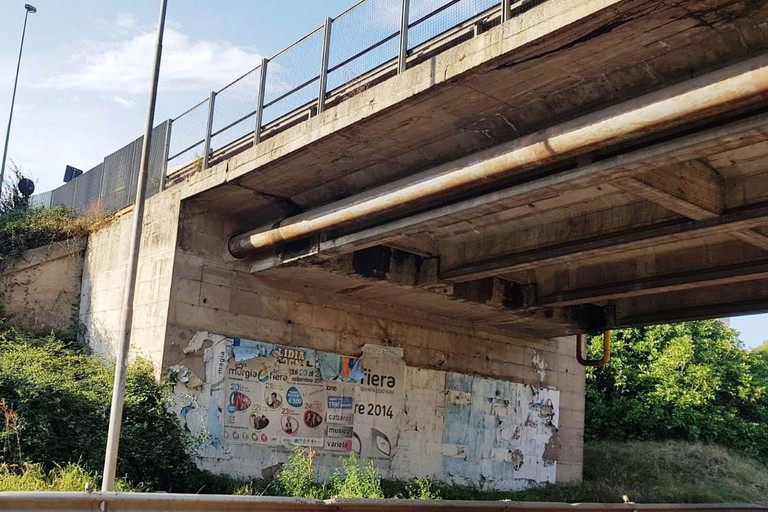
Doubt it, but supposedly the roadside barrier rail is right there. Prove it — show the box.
[0,493,766,512]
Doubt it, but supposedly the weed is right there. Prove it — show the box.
[276,446,325,499]
[329,452,383,499]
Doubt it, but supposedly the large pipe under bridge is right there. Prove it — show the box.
[228,55,768,259]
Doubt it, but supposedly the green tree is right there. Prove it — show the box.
[586,320,768,462]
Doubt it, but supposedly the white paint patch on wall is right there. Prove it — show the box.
[168,331,560,490]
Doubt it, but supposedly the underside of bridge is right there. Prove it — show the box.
[181,0,768,340]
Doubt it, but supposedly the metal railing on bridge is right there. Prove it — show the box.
[31,0,546,213]
[165,0,532,176]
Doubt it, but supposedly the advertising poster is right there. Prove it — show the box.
[223,341,326,447]
[324,380,356,452]
[352,346,406,467]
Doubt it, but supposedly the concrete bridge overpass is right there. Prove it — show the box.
[52,0,768,487]
[173,0,768,338]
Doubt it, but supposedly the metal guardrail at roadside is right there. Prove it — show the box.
[0,493,765,512]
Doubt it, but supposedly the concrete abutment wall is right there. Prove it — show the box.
[0,240,85,333]
[72,191,584,488]
[161,204,585,487]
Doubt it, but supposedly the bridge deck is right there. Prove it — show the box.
[176,0,768,337]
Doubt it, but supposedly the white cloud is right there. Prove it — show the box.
[39,21,262,95]
[115,13,138,30]
[110,95,135,108]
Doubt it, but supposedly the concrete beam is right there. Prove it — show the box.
[441,201,768,281]
[614,161,724,220]
[535,260,768,308]
[342,245,442,288]
[614,160,768,252]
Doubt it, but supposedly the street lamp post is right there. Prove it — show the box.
[101,0,168,491]
[0,4,37,195]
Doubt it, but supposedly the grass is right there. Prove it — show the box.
[0,463,137,492]
[0,205,111,260]
[577,440,768,505]
[228,442,768,505]
[380,441,768,505]
[0,441,766,505]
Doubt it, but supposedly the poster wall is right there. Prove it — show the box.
[170,332,561,490]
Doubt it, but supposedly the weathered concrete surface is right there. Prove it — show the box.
[79,190,181,365]
[158,206,584,484]
[73,0,768,488]
[0,240,85,333]
[161,0,768,333]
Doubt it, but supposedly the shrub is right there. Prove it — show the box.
[329,452,383,499]
[276,446,325,499]
[0,319,204,491]
[585,321,768,463]
[0,204,110,260]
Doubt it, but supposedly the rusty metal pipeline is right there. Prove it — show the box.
[229,55,768,258]
[576,331,611,367]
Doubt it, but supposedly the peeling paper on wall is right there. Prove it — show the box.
[184,331,228,355]
[171,331,561,490]
[169,363,204,389]
[232,338,275,362]
[532,350,547,383]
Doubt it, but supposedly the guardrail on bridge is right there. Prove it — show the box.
[31,0,548,214]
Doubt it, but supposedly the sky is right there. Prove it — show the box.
[0,0,765,349]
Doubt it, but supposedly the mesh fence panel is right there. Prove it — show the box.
[408,0,499,49]
[72,164,104,212]
[327,0,400,93]
[102,137,141,212]
[167,99,208,174]
[263,27,324,125]
[211,67,261,153]
[50,180,76,208]
[126,136,144,205]
[147,121,170,197]
[30,190,52,209]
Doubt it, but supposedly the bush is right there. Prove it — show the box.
[329,452,383,499]
[273,448,384,499]
[585,321,768,462]
[0,203,110,260]
[275,447,324,499]
[0,320,205,491]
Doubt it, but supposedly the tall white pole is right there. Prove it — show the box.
[1,5,36,197]
[101,0,168,491]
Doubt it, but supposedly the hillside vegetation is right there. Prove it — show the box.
[0,317,767,504]
[0,197,766,501]
[586,321,768,463]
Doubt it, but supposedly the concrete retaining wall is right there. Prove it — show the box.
[0,240,85,333]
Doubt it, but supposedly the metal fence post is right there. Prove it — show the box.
[253,58,269,146]
[72,174,82,208]
[502,0,511,22]
[96,160,105,210]
[160,120,172,190]
[202,91,216,170]
[398,0,411,73]
[318,18,333,114]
